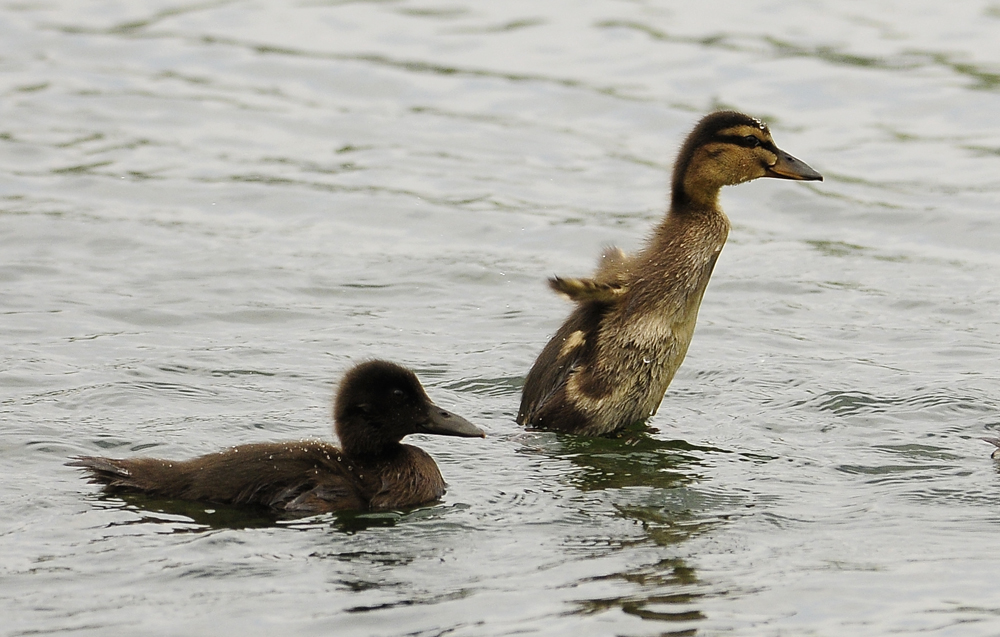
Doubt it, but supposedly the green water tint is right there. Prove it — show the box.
[543,425,717,491]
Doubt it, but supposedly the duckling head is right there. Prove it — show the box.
[672,111,822,209]
[334,360,485,457]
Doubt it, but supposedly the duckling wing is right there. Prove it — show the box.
[284,446,447,512]
[281,479,367,513]
[595,246,629,279]
[182,442,368,512]
[518,302,605,429]
[983,437,1000,459]
[549,247,632,304]
[549,276,626,303]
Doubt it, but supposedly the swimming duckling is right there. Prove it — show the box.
[70,360,485,513]
[518,111,822,436]
[983,437,1000,459]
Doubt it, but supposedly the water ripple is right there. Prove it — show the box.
[801,389,993,417]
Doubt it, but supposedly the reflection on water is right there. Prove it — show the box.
[90,493,457,534]
[807,389,991,417]
[577,557,703,635]
[518,427,736,632]
[526,424,713,491]
[93,494,281,531]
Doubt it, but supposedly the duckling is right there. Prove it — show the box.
[983,437,1000,459]
[69,360,485,513]
[518,111,822,436]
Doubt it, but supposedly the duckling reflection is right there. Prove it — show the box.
[518,111,822,435]
[70,361,485,514]
[95,496,283,530]
[521,429,722,630]
[574,558,704,626]
[530,423,712,491]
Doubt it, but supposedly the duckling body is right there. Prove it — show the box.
[70,361,485,513]
[518,112,822,436]
[71,441,446,512]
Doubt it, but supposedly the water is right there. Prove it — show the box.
[3,1,1000,634]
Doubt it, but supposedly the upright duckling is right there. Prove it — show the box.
[518,111,822,436]
[70,360,485,513]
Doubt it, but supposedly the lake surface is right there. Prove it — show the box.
[3,1,1000,635]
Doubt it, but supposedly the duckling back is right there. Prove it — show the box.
[70,440,447,513]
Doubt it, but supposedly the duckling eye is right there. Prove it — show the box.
[743,135,760,148]
[392,389,405,399]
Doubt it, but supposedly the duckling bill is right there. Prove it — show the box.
[518,111,822,436]
[70,361,485,514]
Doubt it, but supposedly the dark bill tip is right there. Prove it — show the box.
[421,405,486,438]
[766,150,823,182]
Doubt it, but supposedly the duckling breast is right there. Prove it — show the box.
[366,445,447,510]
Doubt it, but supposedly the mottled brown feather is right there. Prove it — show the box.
[519,111,821,435]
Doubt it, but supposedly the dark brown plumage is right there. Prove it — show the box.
[518,111,822,436]
[70,360,485,513]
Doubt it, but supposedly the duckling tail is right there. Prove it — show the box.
[68,456,143,488]
[67,455,188,493]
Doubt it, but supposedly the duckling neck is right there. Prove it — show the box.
[643,192,731,273]
[346,441,405,464]
[336,420,405,460]
[671,178,722,212]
